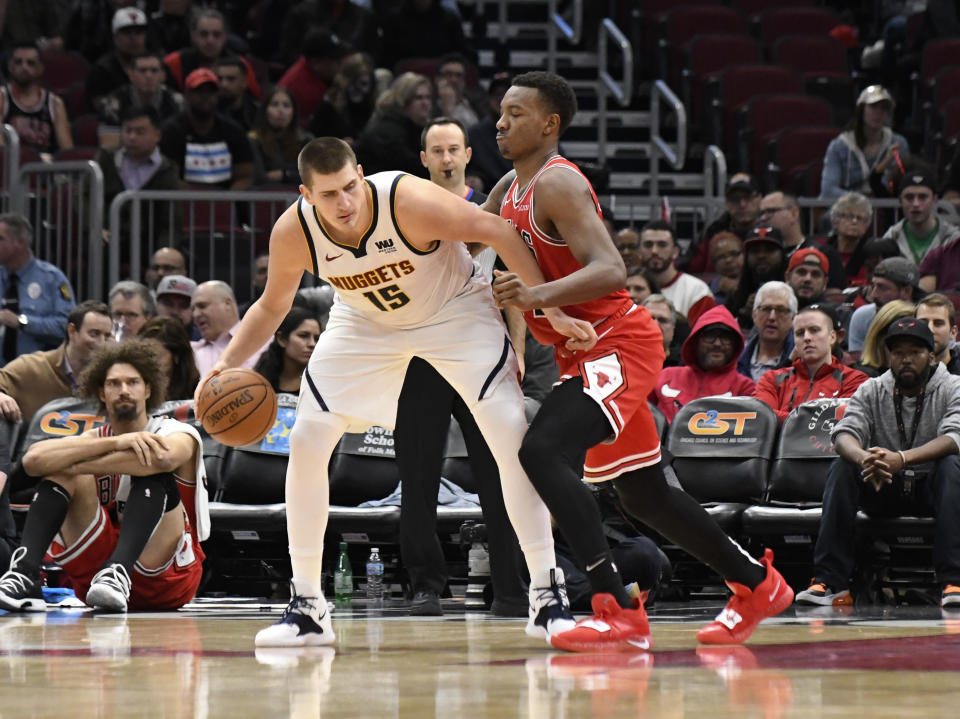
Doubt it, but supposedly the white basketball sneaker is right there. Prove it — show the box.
[525,568,577,644]
[255,582,335,648]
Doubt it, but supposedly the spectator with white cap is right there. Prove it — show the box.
[87,7,150,116]
[820,85,910,201]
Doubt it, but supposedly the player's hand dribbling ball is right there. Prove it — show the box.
[196,368,278,447]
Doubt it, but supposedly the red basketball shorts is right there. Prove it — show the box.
[555,304,665,482]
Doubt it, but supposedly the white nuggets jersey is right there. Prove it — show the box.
[296,171,476,329]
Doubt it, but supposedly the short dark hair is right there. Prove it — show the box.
[120,104,162,128]
[917,292,957,326]
[640,219,676,245]
[511,71,578,135]
[420,116,470,150]
[66,300,111,342]
[214,56,247,74]
[298,137,357,186]
[10,41,41,56]
[437,52,469,71]
[78,338,168,413]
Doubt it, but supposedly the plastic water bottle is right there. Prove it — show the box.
[366,547,384,605]
[333,541,352,606]
[465,542,490,609]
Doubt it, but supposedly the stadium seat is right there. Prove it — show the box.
[772,34,855,125]
[732,0,814,20]
[737,94,833,180]
[666,396,778,534]
[758,7,842,50]
[69,114,99,148]
[658,7,747,85]
[40,50,89,93]
[707,64,803,160]
[328,428,401,506]
[681,34,762,126]
[765,125,837,193]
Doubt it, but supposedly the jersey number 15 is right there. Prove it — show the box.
[363,284,410,312]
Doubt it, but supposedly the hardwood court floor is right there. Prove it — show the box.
[3,599,960,718]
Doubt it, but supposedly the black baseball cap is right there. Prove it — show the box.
[743,226,784,249]
[726,176,759,197]
[802,302,842,331]
[883,316,935,352]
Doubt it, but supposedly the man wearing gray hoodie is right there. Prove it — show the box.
[796,317,960,608]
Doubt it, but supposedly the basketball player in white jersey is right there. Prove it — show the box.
[197,137,596,647]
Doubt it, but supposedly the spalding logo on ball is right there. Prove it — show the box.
[196,368,278,447]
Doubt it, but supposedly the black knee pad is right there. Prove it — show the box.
[133,472,181,511]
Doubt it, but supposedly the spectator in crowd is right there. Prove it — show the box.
[786,248,831,309]
[138,316,200,401]
[822,191,875,287]
[65,0,129,62]
[97,53,184,149]
[625,267,657,306]
[155,274,199,341]
[857,299,917,377]
[0,42,73,158]
[356,72,433,177]
[278,28,349,124]
[147,247,187,291]
[614,227,642,272]
[759,192,846,290]
[109,280,155,340]
[638,220,715,326]
[754,304,869,421]
[97,106,183,248]
[0,0,64,52]
[216,56,259,132]
[847,257,923,354]
[87,7,149,115]
[650,305,756,423]
[249,87,313,187]
[160,68,254,190]
[882,173,960,265]
[466,71,513,191]
[307,52,377,144]
[726,226,788,331]
[708,232,744,307]
[239,254,268,319]
[686,174,761,274]
[0,213,75,366]
[253,306,321,395]
[147,0,193,55]
[434,53,486,129]
[918,220,960,293]
[915,294,960,375]
[642,293,684,368]
[381,0,474,72]
[276,0,380,68]
[164,8,261,98]
[190,280,269,376]
[820,85,910,201]
[0,300,112,426]
[796,318,960,609]
[737,281,797,383]
[0,338,208,613]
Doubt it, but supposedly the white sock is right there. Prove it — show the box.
[285,414,349,595]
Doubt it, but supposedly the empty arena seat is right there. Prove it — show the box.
[768,398,847,505]
[328,427,401,506]
[766,125,837,193]
[682,34,762,126]
[667,396,778,505]
[658,7,747,84]
[758,7,842,50]
[737,93,833,179]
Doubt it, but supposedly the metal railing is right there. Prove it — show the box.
[547,0,583,74]
[0,124,19,213]
[15,160,104,301]
[107,189,299,293]
[649,80,688,200]
[596,18,633,165]
[703,145,728,200]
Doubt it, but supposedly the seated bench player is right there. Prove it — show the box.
[0,339,208,612]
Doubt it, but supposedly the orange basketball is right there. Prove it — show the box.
[196,368,278,447]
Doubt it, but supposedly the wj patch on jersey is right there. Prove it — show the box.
[374,238,397,254]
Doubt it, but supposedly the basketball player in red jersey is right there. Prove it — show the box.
[485,72,794,649]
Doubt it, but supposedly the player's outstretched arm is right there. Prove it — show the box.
[195,205,309,401]
[480,170,517,214]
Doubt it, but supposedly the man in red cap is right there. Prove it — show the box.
[785,247,830,308]
[159,68,253,190]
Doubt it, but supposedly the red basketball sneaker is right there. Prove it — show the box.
[696,548,794,645]
[549,592,652,653]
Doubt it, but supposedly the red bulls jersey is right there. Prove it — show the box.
[499,156,631,346]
